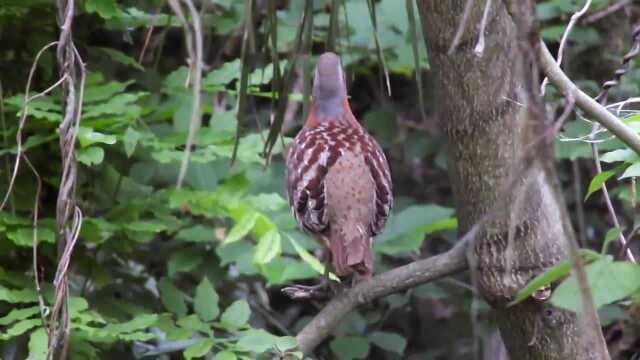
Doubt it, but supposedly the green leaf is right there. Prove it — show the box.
[80,217,118,244]
[369,331,406,355]
[0,285,38,304]
[7,227,55,247]
[246,193,287,212]
[69,296,89,315]
[158,278,188,317]
[551,258,640,312]
[214,351,237,360]
[123,127,140,157]
[168,248,204,277]
[194,277,219,322]
[177,315,212,336]
[598,304,629,326]
[124,221,168,233]
[102,313,158,334]
[176,225,214,243]
[236,329,279,354]
[184,338,215,359]
[28,327,48,360]
[224,212,258,244]
[77,127,117,147]
[602,227,622,255]
[620,162,640,179]
[0,306,40,325]
[203,60,241,88]
[585,170,617,200]
[94,47,144,71]
[287,235,339,281]
[509,249,602,306]
[376,205,456,255]
[85,0,121,19]
[600,149,638,163]
[274,336,297,351]
[76,146,105,166]
[220,300,250,329]
[83,92,145,118]
[0,318,41,340]
[82,79,133,103]
[253,229,281,265]
[330,336,370,360]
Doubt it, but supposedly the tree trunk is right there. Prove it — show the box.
[416,1,606,359]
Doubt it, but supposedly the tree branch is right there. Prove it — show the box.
[296,239,469,354]
[538,40,640,155]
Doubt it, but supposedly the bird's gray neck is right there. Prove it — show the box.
[312,73,347,119]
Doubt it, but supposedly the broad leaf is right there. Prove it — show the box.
[184,338,215,360]
[330,336,370,360]
[76,146,105,166]
[369,331,406,355]
[224,212,258,245]
[585,170,616,200]
[509,249,602,306]
[220,299,250,329]
[28,327,48,360]
[620,162,640,179]
[158,278,188,317]
[253,229,281,265]
[194,277,219,322]
[551,258,640,312]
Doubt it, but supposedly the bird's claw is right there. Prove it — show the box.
[281,284,333,300]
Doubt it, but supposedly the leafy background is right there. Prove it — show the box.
[1,0,640,359]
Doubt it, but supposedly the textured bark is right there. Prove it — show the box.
[417,1,603,359]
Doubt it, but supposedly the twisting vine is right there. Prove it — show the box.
[48,0,86,358]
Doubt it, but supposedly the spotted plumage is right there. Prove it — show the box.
[285,52,393,279]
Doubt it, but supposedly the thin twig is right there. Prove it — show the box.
[589,123,636,262]
[572,160,586,247]
[449,0,475,54]
[540,0,592,94]
[0,42,59,211]
[583,0,631,24]
[24,154,47,328]
[0,82,16,214]
[473,0,491,56]
[138,7,161,64]
[171,0,204,189]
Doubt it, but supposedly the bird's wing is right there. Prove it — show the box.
[363,135,393,236]
[286,125,340,234]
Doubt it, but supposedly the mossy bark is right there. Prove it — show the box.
[417,1,607,359]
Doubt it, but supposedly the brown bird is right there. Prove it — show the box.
[284,52,393,298]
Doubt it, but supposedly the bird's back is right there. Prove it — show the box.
[286,121,391,278]
[324,147,375,277]
[285,52,392,280]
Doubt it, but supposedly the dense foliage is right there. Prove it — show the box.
[1,0,639,359]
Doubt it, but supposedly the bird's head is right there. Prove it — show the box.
[313,52,346,104]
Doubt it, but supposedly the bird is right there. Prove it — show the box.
[283,52,393,298]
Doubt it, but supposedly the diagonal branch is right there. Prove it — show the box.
[296,238,469,354]
[537,40,640,155]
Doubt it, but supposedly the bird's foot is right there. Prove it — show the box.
[281,282,339,300]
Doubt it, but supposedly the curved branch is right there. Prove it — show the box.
[296,239,469,354]
[538,40,640,155]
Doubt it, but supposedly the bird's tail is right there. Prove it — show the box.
[329,223,373,279]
